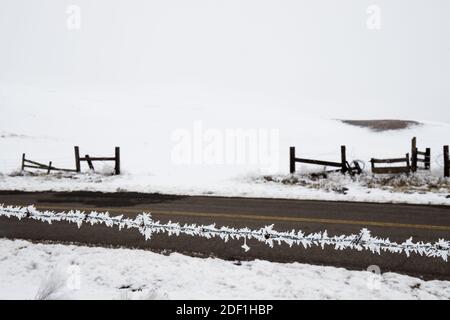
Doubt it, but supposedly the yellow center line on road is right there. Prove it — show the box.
[31,204,450,232]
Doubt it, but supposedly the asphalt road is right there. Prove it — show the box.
[0,191,449,280]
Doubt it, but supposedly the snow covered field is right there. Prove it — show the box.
[1,1,450,204]
[0,238,449,300]
[0,84,450,205]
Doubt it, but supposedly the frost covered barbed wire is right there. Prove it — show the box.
[0,204,449,261]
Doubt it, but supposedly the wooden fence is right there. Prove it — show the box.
[290,146,349,174]
[444,145,449,178]
[371,153,411,174]
[74,146,121,175]
[288,137,444,176]
[17,138,449,178]
[21,154,76,174]
[21,147,121,175]
[411,137,430,171]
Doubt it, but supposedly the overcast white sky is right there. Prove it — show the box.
[0,0,449,122]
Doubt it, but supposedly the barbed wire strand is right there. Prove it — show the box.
[0,204,448,261]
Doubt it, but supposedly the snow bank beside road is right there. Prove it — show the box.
[0,239,449,300]
[1,171,449,206]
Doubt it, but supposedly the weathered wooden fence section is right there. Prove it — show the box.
[370,154,411,174]
[444,145,449,178]
[411,137,431,171]
[21,154,76,174]
[21,147,121,175]
[74,146,120,175]
[288,137,444,176]
[290,146,351,174]
[16,138,449,178]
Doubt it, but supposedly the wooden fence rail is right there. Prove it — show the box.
[371,153,410,174]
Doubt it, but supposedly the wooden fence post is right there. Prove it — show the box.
[115,147,121,175]
[411,137,417,172]
[425,148,431,170]
[444,146,449,178]
[85,155,94,171]
[340,145,347,174]
[289,147,295,174]
[47,161,52,175]
[74,146,81,172]
[406,153,410,172]
[21,153,25,171]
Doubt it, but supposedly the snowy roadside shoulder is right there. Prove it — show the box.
[0,170,450,206]
[0,239,449,300]
[245,171,450,206]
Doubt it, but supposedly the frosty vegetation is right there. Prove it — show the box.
[0,204,449,261]
[254,171,450,196]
